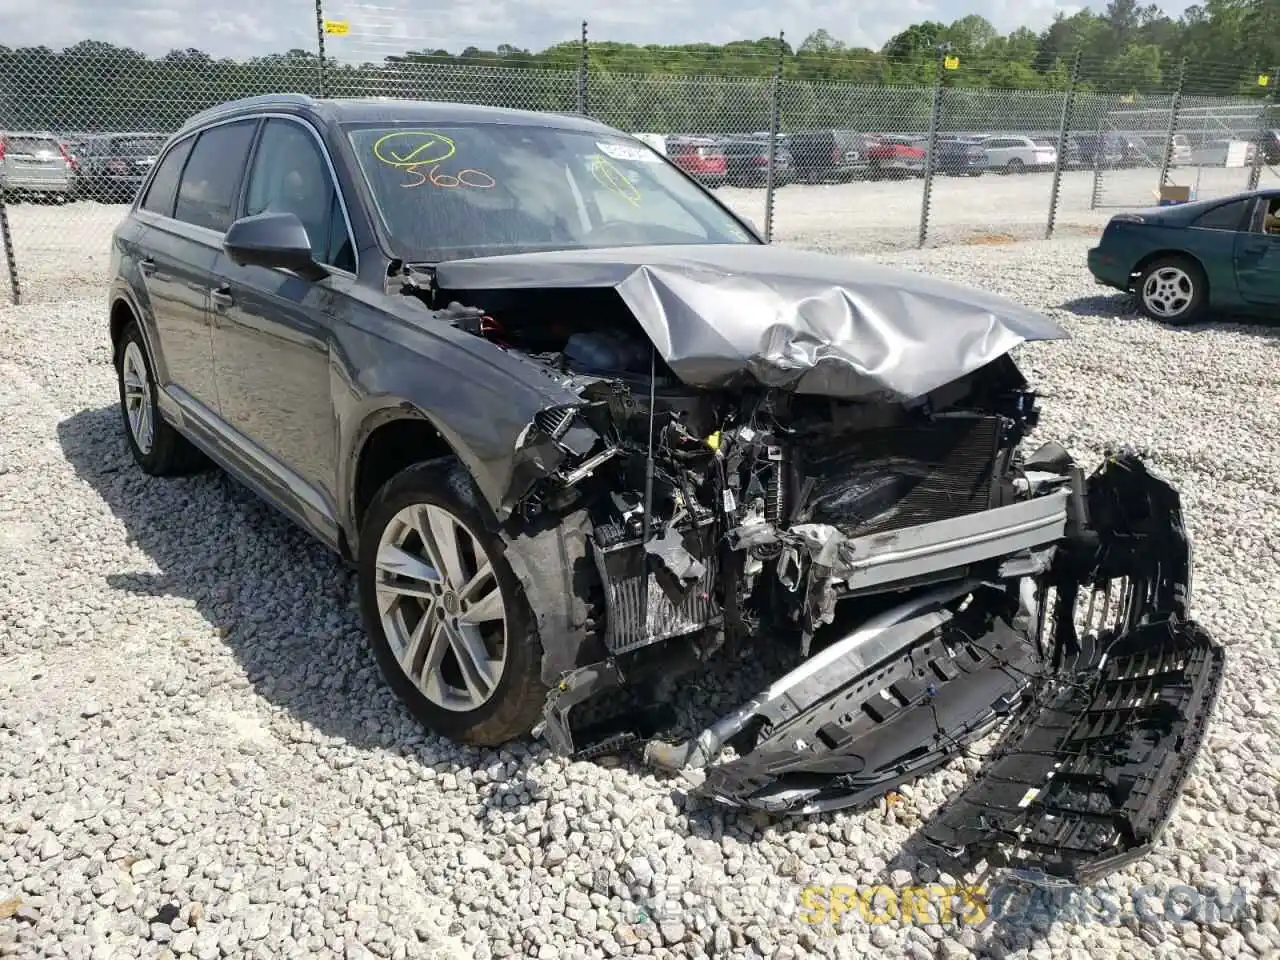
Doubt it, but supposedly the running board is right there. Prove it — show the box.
[921,617,1224,884]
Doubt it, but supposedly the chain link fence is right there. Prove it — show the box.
[1,17,1277,304]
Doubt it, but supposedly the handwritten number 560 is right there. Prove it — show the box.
[402,164,495,189]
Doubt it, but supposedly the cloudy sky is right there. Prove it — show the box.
[1,0,1199,59]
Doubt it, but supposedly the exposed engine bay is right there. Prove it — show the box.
[399,247,1224,885]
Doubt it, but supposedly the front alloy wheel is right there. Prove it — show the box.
[357,459,547,746]
[375,503,508,712]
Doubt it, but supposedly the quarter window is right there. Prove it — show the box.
[174,120,257,232]
[140,136,193,217]
[244,119,355,272]
[1193,199,1250,232]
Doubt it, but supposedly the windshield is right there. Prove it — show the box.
[345,122,758,261]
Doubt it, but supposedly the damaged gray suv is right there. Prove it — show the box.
[109,95,1223,883]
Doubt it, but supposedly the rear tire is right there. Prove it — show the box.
[114,321,207,475]
[358,459,548,747]
[1004,158,1025,174]
[1135,256,1208,326]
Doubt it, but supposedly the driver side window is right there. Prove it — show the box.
[244,118,356,272]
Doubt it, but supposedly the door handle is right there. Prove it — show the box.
[139,257,156,277]
[210,283,233,309]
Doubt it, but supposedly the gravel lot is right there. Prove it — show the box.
[2,193,1280,959]
[3,163,1277,303]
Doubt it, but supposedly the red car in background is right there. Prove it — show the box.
[866,135,927,178]
[667,136,727,187]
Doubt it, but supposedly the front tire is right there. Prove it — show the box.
[358,459,547,747]
[1136,256,1208,325]
[1004,158,1025,174]
[114,321,206,475]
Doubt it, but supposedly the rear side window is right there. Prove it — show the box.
[1193,199,1250,232]
[174,120,257,232]
[140,137,194,217]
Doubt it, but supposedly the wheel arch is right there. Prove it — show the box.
[346,405,465,550]
[109,295,139,354]
[108,288,162,375]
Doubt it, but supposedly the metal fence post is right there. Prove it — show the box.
[0,199,18,305]
[762,31,784,244]
[577,21,589,115]
[313,0,328,97]
[1046,49,1083,238]
[917,46,948,248]
[1158,58,1188,190]
[1090,102,1106,210]
[1248,65,1279,192]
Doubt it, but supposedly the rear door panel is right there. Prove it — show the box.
[138,219,222,409]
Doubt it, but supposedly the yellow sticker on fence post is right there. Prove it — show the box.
[943,55,960,71]
[323,19,349,35]
[1259,74,1272,88]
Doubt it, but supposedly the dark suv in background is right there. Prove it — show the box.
[720,135,793,186]
[934,137,986,176]
[787,129,871,182]
[70,132,168,202]
[1066,133,1144,170]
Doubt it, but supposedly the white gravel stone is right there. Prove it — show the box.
[1,215,1276,960]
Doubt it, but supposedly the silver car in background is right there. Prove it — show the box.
[0,130,74,202]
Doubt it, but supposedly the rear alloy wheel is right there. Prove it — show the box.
[358,460,546,746]
[1136,256,1207,325]
[115,321,206,475]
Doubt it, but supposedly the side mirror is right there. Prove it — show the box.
[223,212,328,281]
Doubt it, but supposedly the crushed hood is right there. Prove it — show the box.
[433,244,1070,401]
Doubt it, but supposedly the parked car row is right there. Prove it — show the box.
[5,122,1276,204]
[639,129,1072,186]
[1,129,166,203]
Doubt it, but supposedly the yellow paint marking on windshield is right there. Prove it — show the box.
[373,131,457,168]
[589,154,640,207]
[401,164,496,189]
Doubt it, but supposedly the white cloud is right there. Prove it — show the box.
[0,0,1205,59]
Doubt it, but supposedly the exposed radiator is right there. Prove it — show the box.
[800,415,1004,538]
[592,518,721,656]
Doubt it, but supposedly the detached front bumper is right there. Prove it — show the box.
[643,452,1224,883]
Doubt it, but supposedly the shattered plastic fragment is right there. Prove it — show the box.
[643,522,707,582]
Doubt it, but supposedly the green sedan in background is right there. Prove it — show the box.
[1087,188,1280,325]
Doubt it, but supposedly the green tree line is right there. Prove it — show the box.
[0,0,1275,135]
